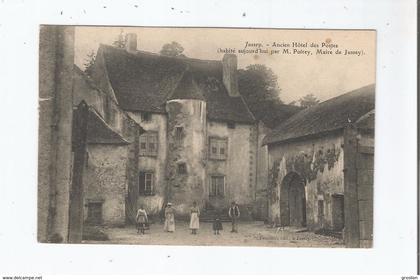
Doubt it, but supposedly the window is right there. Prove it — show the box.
[139,131,158,157]
[210,176,225,197]
[139,172,154,195]
[177,163,187,174]
[209,137,228,160]
[86,199,104,225]
[141,112,152,122]
[227,121,236,129]
[175,126,183,142]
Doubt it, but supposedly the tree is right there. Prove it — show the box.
[159,41,185,57]
[84,31,126,76]
[112,29,126,48]
[83,50,96,77]
[298,94,320,108]
[238,64,282,103]
[238,64,296,128]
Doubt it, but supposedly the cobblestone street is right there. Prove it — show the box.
[84,221,344,247]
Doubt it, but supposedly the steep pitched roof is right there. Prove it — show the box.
[98,44,255,124]
[263,84,375,145]
[168,70,205,100]
[355,109,375,130]
[87,107,130,145]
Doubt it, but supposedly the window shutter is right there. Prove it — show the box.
[138,172,146,194]
[139,135,147,155]
[217,176,224,196]
[145,173,153,194]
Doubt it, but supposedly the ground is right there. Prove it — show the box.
[83,221,344,247]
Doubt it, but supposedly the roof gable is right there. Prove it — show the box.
[87,107,129,145]
[168,70,205,100]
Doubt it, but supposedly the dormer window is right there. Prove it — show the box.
[141,112,152,122]
[227,121,236,129]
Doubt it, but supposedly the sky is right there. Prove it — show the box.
[74,26,376,103]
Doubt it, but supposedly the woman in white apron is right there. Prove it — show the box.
[164,203,175,232]
[189,201,200,234]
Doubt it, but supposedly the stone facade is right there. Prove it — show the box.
[267,133,345,230]
[166,99,207,216]
[127,112,168,217]
[84,145,129,225]
[41,33,283,231]
[263,85,375,247]
[206,121,257,217]
[255,121,271,219]
[125,100,259,219]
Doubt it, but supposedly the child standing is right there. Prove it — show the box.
[136,205,148,234]
[212,211,223,235]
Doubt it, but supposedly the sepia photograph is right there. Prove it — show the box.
[38,26,375,248]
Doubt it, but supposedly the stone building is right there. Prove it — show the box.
[73,66,144,226]
[80,33,297,222]
[263,84,375,247]
[39,29,374,246]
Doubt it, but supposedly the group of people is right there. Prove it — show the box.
[135,201,241,235]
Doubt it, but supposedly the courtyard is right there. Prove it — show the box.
[83,221,344,248]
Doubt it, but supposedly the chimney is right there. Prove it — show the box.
[222,54,239,97]
[125,33,137,53]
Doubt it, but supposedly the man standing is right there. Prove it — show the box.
[228,201,240,233]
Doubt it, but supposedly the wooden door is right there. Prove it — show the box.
[288,177,306,227]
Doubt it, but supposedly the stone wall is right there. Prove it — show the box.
[128,112,167,217]
[84,145,129,225]
[343,126,374,247]
[255,121,271,220]
[267,133,345,230]
[166,100,207,217]
[206,120,256,216]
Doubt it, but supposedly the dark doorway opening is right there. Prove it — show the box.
[280,172,307,227]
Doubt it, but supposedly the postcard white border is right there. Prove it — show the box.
[0,0,417,275]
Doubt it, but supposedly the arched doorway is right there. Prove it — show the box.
[280,172,307,227]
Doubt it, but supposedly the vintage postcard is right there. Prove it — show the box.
[38,26,375,248]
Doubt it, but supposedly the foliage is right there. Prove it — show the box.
[83,30,126,76]
[238,64,281,103]
[268,160,281,203]
[159,41,186,57]
[298,93,320,108]
[83,50,96,77]
[238,64,289,127]
[113,30,126,49]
